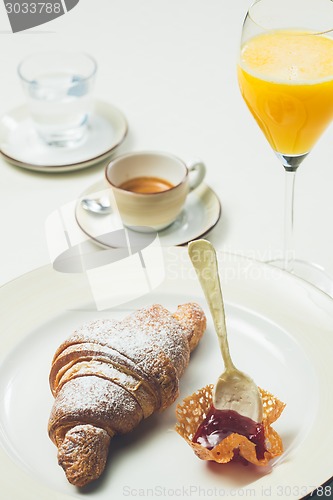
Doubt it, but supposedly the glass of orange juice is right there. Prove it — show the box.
[238,0,333,295]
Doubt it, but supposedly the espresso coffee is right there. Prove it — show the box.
[119,176,174,194]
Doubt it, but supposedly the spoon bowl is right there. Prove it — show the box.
[81,196,112,215]
[188,239,263,422]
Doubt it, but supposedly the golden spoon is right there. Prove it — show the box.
[188,239,263,421]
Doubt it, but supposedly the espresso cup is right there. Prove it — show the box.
[105,151,206,232]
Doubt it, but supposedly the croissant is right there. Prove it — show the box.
[48,303,206,487]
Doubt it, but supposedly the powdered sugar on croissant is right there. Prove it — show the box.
[48,303,206,487]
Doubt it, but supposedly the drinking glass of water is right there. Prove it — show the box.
[18,52,97,147]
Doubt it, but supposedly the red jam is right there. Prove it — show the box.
[192,406,266,460]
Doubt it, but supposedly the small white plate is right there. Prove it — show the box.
[75,180,222,247]
[0,100,128,172]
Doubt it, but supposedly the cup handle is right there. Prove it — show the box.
[187,160,206,191]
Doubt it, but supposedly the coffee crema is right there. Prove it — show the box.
[118,176,174,194]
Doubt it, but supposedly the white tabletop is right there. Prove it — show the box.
[1,0,333,287]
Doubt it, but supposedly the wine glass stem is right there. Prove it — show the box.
[283,169,296,272]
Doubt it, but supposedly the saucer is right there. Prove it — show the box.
[75,180,222,247]
[0,100,128,172]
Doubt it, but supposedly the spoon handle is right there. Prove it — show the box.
[188,240,235,372]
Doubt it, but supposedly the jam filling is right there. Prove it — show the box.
[192,406,266,460]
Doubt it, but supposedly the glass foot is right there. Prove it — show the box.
[268,258,333,298]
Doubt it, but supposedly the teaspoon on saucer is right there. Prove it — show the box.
[188,239,263,422]
[81,196,112,215]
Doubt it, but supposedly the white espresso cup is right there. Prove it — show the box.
[105,151,206,232]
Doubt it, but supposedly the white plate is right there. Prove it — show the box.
[75,180,222,247]
[0,100,128,172]
[0,249,332,500]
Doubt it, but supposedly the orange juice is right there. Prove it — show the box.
[238,30,333,155]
